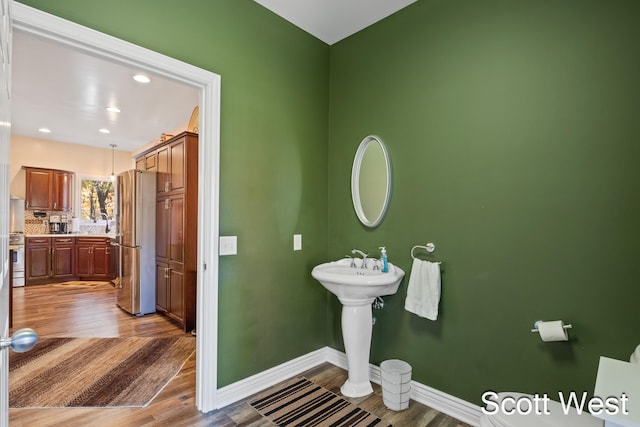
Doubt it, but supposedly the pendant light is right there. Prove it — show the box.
[109,144,117,181]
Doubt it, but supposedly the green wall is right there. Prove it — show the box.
[16,0,331,387]
[328,0,640,404]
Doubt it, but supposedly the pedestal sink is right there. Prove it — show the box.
[312,258,405,397]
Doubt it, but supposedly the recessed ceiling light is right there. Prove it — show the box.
[133,74,151,84]
[106,106,121,113]
[38,128,51,133]
[99,128,111,134]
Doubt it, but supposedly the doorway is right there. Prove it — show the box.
[11,3,221,412]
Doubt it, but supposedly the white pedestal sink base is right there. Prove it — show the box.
[340,301,374,398]
[311,259,405,399]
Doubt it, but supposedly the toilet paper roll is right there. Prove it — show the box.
[537,320,569,342]
[630,344,640,364]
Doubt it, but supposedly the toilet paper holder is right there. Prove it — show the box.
[530,320,572,333]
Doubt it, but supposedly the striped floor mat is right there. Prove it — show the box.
[250,377,391,427]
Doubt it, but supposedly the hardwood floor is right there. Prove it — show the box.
[9,284,471,427]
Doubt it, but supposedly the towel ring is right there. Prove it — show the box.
[411,243,435,260]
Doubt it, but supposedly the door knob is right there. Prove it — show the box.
[0,328,38,353]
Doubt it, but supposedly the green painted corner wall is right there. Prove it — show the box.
[328,0,640,405]
[16,0,331,387]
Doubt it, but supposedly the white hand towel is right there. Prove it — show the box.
[631,344,640,364]
[404,258,441,320]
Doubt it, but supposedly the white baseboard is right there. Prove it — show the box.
[216,346,482,426]
[322,347,482,426]
[215,347,329,408]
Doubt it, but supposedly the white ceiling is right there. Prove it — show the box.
[255,0,417,45]
[12,30,199,153]
[11,1,416,152]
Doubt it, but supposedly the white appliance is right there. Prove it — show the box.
[9,233,25,287]
[10,196,25,287]
[113,170,156,315]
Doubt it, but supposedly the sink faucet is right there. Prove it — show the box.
[351,249,369,269]
[101,213,110,234]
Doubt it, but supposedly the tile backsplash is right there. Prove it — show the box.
[24,209,115,236]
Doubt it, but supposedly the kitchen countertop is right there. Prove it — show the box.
[25,233,116,238]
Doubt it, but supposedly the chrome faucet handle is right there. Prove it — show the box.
[351,249,369,268]
[372,259,380,270]
[345,255,357,268]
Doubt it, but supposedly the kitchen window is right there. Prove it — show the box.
[78,176,115,224]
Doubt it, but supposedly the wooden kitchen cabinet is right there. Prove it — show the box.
[135,153,157,171]
[52,170,73,211]
[156,146,169,194]
[24,167,74,211]
[52,237,75,280]
[26,236,75,284]
[25,168,52,210]
[145,153,157,171]
[136,131,198,332]
[26,237,51,284]
[155,195,187,324]
[76,237,110,280]
[155,262,184,324]
[154,134,190,195]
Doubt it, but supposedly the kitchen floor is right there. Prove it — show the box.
[9,284,470,426]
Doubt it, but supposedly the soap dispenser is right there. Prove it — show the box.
[379,247,389,273]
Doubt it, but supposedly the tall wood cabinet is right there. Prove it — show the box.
[24,167,74,211]
[134,131,198,332]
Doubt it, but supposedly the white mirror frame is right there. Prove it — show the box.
[351,135,392,228]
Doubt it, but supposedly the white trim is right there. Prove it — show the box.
[195,73,221,413]
[323,346,481,425]
[217,346,482,426]
[12,2,221,412]
[216,347,329,408]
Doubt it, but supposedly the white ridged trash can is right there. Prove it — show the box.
[380,359,412,411]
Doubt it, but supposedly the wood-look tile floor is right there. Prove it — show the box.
[9,284,471,427]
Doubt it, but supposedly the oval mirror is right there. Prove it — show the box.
[351,135,392,228]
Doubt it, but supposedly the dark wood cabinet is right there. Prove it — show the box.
[26,237,51,284]
[135,131,198,331]
[25,168,52,210]
[155,194,186,325]
[75,237,110,280]
[52,170,73,211]
[153,137,187,195]
[24,167,74,211]
[145,153,157,171]
[155,195,185,265]
[26,236,75,284]
[52,237,75,280]
[156,262,185,324]
[156,146,169,194]
[156,264,169,313]
[169,139,185,192]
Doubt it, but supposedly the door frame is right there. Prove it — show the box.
[12,2,221,412]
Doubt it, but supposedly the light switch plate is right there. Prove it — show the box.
[219,236,237,256]
[293,234,302,251]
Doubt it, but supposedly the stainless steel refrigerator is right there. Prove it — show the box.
[114,170,156,315]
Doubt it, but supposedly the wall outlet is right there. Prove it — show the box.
[293,234,302,251]
[219,235,237,256]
